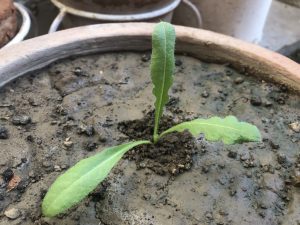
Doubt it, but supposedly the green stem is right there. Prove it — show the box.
[153,131,159,144]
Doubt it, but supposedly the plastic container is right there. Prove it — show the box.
[190,0,272,43]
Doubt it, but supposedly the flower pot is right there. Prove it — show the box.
[172,0,202,28]
[0,0,17,48]
[0,23,299,225]
[4,3,32,47]
[2,3,32,48]
[49,0,181,32]
[190,0,273,43]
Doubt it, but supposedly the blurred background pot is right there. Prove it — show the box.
[278,0,300,7]
[190,0,273,43]
[172,0,202,28]
[0,0,17,48]
[49,0,181,32]
[1,1,32,48]
[4,3,32,48]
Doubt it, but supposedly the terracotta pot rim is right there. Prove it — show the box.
[0,23,299,92]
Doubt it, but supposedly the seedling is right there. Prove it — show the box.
[42,22,261,217]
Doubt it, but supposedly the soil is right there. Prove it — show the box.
[0,52,299,225]
[118,113,197,176]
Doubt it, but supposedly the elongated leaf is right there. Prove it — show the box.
[151,22,176,142]
[160,116,261,144]
[42,140,150,217]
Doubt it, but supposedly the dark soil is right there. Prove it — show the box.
[119,112,197,176]
[0,52,299,225]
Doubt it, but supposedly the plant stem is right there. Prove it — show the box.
[153,130,159,144]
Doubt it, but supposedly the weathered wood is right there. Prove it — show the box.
[0,23,299,92]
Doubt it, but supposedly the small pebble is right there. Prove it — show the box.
[4,208,21,219]
[230,189,237,196]
[250,96,262,106]
[201,90,209,98]
[2,168,14,182]
[42,161,52,168]
[277,153,287,165]
[29,171,35,178]
[74,67,82,75]
[289,121,300,133]
[292,170,300,187]
[139,162,146,168]
[12,115,31,125]
[240,153,250,161]
[175,59,183,67]
[143,193,151,201]
[259,211,266,218]
[0,177,5,187]
[77,124,95,136]
[246,171,252,178]
[26,135,34,142]
[227,150,237,159]
[218,163,225,169]
[63,138,73,148]
[0,126,9,139]
[260,203,268,209]
[99,136,107,143]
[234,77,244,84]
[28,97,39,106]
[225,69,233,76]
[86,142,97,151]
[269,141,280,150]
[205,212,213,220]
[202,165,210,173]
[264,100,273,107]
[54,165,61,172]
[141,54,150,62]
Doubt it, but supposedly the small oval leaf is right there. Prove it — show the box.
[42,140,150,217]
[160,116,261,144]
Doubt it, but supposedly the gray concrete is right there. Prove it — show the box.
[261,0,300,50]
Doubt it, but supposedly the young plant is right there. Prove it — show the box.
[42,22,261,217]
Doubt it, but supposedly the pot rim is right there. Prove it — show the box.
[0,23,299,92]
[3,3,31,48]
[51,0,181,21]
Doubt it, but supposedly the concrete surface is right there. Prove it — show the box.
[261,0,300,50]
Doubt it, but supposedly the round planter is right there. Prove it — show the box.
[172,0,202,28]
[0,23,300,225]
[190,0,272,43]
[49,0,181,32]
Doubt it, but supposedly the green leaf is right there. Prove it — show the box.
[151,22,176,142]
[160,116,261,144]
[42,140,150,217]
